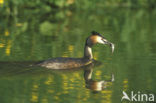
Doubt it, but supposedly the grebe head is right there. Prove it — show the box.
[86,31,114,53]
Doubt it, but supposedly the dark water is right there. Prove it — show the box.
[0,8,156,103]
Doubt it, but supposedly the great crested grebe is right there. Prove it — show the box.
[37,31,114,69]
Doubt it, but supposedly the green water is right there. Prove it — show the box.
[0,7,156,103]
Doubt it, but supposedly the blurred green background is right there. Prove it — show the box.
[0,0,156,103]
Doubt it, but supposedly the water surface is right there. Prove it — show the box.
[0,8,156,103]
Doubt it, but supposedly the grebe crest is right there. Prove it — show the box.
[86,31,110,47]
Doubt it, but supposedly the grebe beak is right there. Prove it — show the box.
[102,39,115,53]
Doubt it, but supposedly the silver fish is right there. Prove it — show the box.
[110,43,115,53]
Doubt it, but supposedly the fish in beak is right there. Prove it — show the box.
[101,39,115,53]
[110,43,115,53]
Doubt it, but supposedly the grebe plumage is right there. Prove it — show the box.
[38,31,114,69]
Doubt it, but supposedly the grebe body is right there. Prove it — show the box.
[38,57,92,69]
[38,31,114,69]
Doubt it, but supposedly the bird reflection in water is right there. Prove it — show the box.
[83,64,114,92]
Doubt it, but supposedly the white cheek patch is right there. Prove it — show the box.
[97,37,105,44]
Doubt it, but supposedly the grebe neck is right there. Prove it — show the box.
[84,45,93,60]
